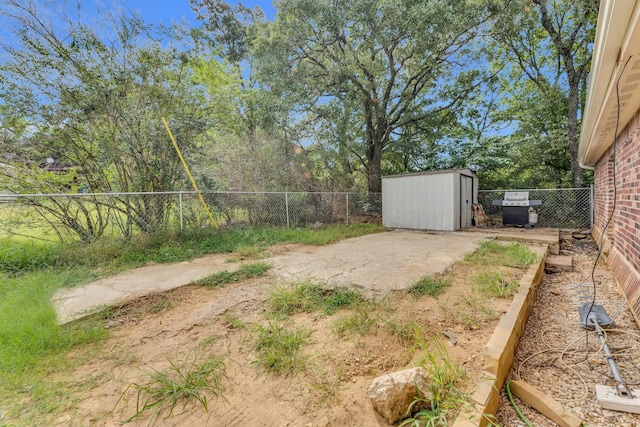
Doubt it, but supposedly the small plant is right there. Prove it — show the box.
[233,244,264,260]
[252,321,311,376]
[268,282,361,316]
[147,295,174,313]
[408,275,450,298]
[333,305,377,337]
[464,241,536,268]
[118,351,226,422]
[401,335,468,427]
[476,271,517,298]
[223,312,246,329]
[382,317,421,345]
[308,365,345,406]
[193,262,271,287]
[323,287,361,314]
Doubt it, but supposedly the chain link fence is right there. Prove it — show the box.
[478,188,593,229]
[0,191,382,243]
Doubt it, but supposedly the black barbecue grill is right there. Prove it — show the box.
[491,191,541,227]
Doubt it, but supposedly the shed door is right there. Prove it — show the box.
[460,175,473,229]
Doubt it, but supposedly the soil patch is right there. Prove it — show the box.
[11,235,543,426]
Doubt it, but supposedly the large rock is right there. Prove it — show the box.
[367,367,432,424]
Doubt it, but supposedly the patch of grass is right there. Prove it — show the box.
[464,241,537,268]
[231,244,264,260]
[0,270,107,380]
[401,335,469,426]
[147,295,174,313]
[118,351,226,422]
[437,294,498,330]
[222,313,246,330]
[308,365,345,406]
[268,282,362,316]
[408,275,450,298]
[382,317,421,345]
[252,322,311,376]
[333,305,377,337]
[1,224,383,276]
[193,262,271,288]
[476,271,517,298]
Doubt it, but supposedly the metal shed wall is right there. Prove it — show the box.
[381,169,478,231]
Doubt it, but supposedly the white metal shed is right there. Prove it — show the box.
[382,168,479,231]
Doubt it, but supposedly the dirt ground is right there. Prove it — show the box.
[20,229,535,427]
[17,229,629,427]
[496,232,640,427]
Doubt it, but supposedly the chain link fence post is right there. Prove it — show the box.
[285,192,290,228]
[179,190,184,233]
[346,193,349,225]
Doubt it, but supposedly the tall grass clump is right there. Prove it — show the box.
[476,271,517,298]
[119,351,226,422]
[268,282,361,316]
[193,262,271,287]
[464,241,536,268]
[252,322,311,376]
[408,275,450,298]
[401,334,468,426]
[1,224,383,275]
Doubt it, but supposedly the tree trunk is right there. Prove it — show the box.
[366,139,383,194]
[567,71,584,188]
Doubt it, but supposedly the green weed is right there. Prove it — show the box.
[308,365,345,406]
[408,275,450,298]
[401,334,468,426]
[1,224,383,275]
[252,322,311,376]
[476,271,517,298]
[232,244,264,260]
[222,313,246,330]
[268,282,361,316]
[193,262,271,287]
[147,295,174,313]
[382,317,421,345]
[464,241,536,268]
[118,351,226,422]
[333,305,377,337]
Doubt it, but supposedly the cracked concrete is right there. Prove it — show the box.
[52,229,492,324]
[267,230,488,298]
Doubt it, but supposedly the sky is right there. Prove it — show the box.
[123,0,276,25]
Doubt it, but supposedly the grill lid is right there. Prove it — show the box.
[491,191,542,207]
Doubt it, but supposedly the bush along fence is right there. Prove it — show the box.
[478,187,593,229]
[0,191,382,243]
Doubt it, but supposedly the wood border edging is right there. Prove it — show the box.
[453,245,548,427]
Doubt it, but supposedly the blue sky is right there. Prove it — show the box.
[123,0,276,24]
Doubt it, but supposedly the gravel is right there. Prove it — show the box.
[496,231,640,427]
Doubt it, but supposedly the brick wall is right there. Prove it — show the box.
[593,108,640,324]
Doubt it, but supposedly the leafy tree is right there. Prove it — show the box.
[0,1,212,238]
[492,0,597,187]
[255,0,496,194]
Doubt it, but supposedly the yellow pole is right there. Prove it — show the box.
[162,117,219,230]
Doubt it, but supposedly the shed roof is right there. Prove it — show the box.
[382,168,477,180]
